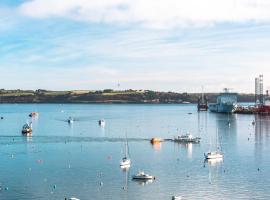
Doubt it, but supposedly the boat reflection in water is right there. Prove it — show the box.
[132,178,154,186]
[254,115,270,161]
[151,142,162,151]
[204,157,223,167]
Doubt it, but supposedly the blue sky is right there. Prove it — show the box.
[1,0,270,92]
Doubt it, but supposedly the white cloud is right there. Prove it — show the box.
[19,0,270,28]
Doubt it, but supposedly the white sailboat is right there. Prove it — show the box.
[204,128,223,160]
[120,134,131,168]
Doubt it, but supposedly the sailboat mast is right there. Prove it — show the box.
[216,128,218,151]
[125,132,129,158]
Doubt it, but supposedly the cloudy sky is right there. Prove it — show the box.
[1,0,270,92]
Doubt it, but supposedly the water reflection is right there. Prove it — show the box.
[151,142,162,151]
[197,111,208,137]
[132,179,153,186]
[204,158,223,167]
[254,115,270,161]
[216,114,237,146]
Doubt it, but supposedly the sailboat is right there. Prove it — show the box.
[204,128,223,160]
[120,134,131,168]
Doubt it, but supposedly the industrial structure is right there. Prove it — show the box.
[255,75,264,105]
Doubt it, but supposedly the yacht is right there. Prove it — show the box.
[174,133,201,143]
[120,157,131,168]
[120,134,131,168]
[204,128,223,160]
[132,171,155,180]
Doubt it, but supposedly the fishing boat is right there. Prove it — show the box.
[22,122,32,135]
[174,133,201,143]
[120,134,131,168]
[98,119,105,126]
[204,129,223,160]
[132,171,155,180]
[209,88,237,113]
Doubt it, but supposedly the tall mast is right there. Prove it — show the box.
[216,128,218,151]
[125,132,129,158]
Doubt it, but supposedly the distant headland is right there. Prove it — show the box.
[0,89,254,104]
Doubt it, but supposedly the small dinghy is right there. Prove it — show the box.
[98,119,105,126]
[29,112,39,118]
[67,117,74,124]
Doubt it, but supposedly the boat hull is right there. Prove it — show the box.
[209,103,235,113]
[174,138,201,143]
[204,152,223,159]
[132,176,155,180]
[120,159,131,168]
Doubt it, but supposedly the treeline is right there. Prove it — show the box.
[0,89,255,104]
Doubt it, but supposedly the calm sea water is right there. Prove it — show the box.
[0,104,269,200]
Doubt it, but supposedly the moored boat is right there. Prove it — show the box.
[204,151,223,159]
[98,119,105,126]
[172,196,182,200]
[120,134,131,168]
[132,171,155,180]
[22,122,32,135]
[204,128,223,160]
[209,88,237,113]
[29,112,39,118]
[150,137,163,144]
[120,157,131,168]
[174,134,201,143]
[67,117,74,124]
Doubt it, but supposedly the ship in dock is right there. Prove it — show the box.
[197,88,208,111]
[209,88,237,113]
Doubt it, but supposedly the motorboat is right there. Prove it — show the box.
[98,119,105,126]
[22,122,32,135]
[204,151,223,159]
[69,198,80,200]
[132,171,155,180]
[174,133,201,143]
